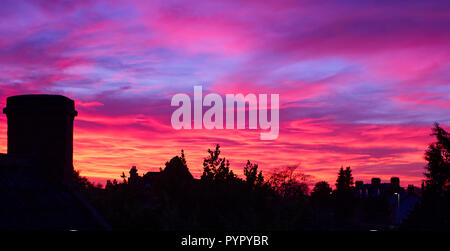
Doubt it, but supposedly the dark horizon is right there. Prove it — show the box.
[1,0,450,188]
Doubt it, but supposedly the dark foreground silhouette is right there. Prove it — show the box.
[74,124,450,231]
[0,94,448,231]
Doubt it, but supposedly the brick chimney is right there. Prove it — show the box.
[3,95,78,183]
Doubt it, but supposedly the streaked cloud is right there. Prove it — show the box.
[0,0,449,187]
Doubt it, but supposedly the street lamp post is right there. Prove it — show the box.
[394,193,400,225]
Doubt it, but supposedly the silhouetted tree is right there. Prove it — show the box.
[311,181,332,198]
[423,123,450,225]
[401,124,450,230]
[336,166,354,192]
[334,166,355,226]
[424,123,450,194]
[120,171,127,184]
[244,160,264,187]
[73,169,100,191]
[201,144,235,183]
[268,165,309,199]
[105,180,114,190]
[311,181,333,228]
[128,166,141,185]
[256,172,264,187]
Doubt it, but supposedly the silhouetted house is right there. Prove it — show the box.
[355,177,407,199]
[143,156,194,187]
[354,177,421,225]
[0,95,109,230]
[143,171,163,186]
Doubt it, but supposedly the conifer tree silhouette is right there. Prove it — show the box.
[424,123,450,194]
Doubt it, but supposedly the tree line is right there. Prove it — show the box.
[74,123,450,230]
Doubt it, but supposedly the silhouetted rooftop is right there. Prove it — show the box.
[0,157,109,230]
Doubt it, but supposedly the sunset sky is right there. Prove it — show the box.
[0,0,449,187]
